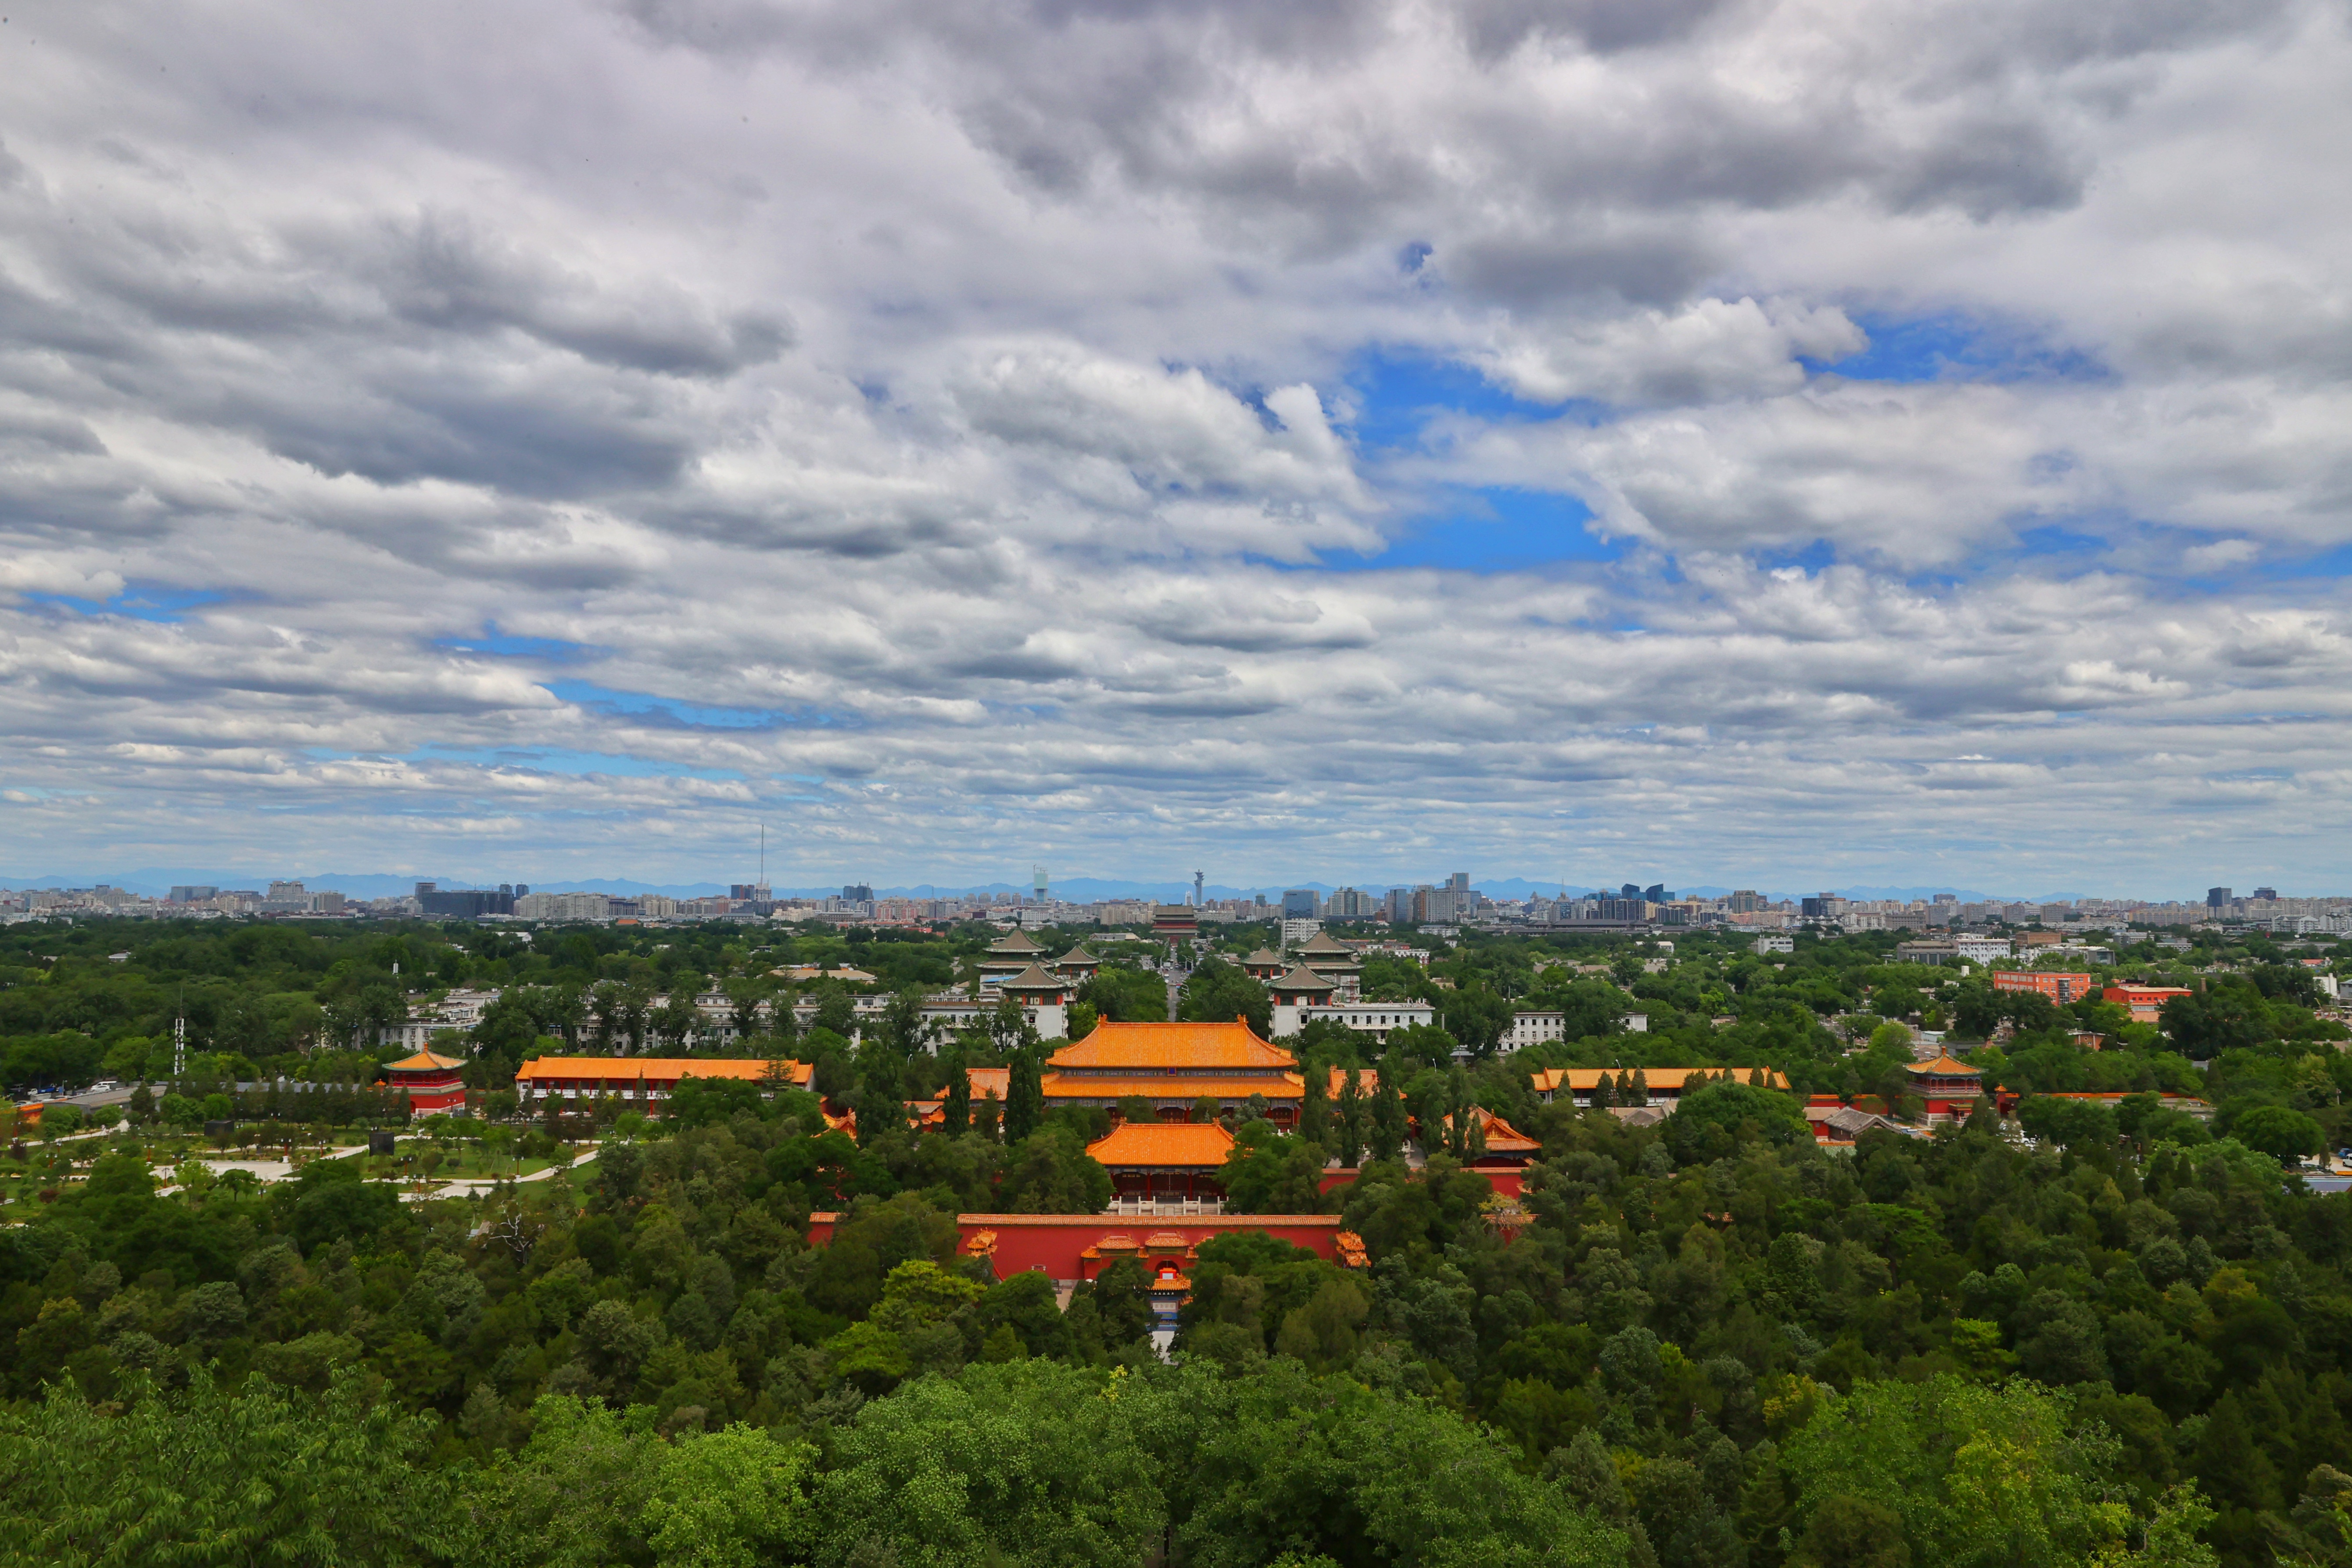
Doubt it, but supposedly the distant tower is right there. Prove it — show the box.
[1194,870,1205,907]
[1033,864,1049,904]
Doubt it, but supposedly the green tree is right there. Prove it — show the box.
[0,1370,450,1566]
[451,1393,661,1567]
[1219,1130,1333,1214]
[804,1360,1165,1568]
[2230,1104,2324,1163]
[1004,1047,1045,1145]
[641,1424,810,1568]
[1179,959,1272,1036]
[1782,1374,2130,1568]
[941,1054,972,1136]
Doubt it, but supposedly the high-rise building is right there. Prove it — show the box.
[843,883,874,902]
[1728,889,1765,913]
[2252,886,2278,901]
[1326,888,1376,919]
[168,885,218,904]
[1282,888,1321,919]
[1621,882,1642,899]
[1386,887,1414,924]
[1644,883,1669,903]
[420,886,513,917]
[2206,887,2232,909]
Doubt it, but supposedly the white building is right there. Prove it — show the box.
[1504,1010,1567,1049]
[380,987,504,1050]
[1753,935,1795,955]
[513,891,613,922]
[1292,999,1437,1046]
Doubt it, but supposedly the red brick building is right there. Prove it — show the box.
[1991,970,2096,1005]
[2102,983,2193,1024]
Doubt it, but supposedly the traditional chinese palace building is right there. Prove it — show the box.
[1529,1065,1791,1108]
[976,928,1047,987]
[512,1055,811,1108]
[1903,1052,1984,1122]
[1043,1020,1303,1128]
[382,1049,469,1114]
[1086,1120,1236,1203]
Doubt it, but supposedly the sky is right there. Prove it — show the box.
[1,0,2348,898]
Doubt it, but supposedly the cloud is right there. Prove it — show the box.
[0,0,2346,891]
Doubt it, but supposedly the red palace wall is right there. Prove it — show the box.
[1314,1167,1525,1200]
[806,1212,1350,1281]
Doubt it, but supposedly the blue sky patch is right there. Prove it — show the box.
[1811,311,2107,384]
[24,584,230,623]
[1343,348,1574,452]
[538,677,837,733]
[1337,485,1623,573]
[416,745,748,780]
[434,623,601,662]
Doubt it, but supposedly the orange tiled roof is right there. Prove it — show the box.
[964,1066,1011,1099]
[1905,1053,1981,1077]
[1086,1120,1237,1168]
[386,1050,466,1073]
[513,1055,809,1086]
[1049,1019,1295,1072]
[1531,1066,1791,1092]
[1045,1072,1304,1101]
[1461,1106,1539,1154]
[1329,1066,1380,1096]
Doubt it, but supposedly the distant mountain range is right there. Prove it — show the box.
[0,866,2128,904]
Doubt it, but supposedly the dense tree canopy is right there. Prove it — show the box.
[3,916,2349,1564]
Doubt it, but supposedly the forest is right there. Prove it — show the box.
[4,914,2351,1566]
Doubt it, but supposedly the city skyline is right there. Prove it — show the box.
[3,864,2341,910]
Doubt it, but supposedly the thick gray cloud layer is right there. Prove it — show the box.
[0,0,2347,891]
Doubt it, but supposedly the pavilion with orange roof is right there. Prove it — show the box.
[1086,1119,1237,1203]
[1903,1052,1985,1123]
[383,1049,469,1114]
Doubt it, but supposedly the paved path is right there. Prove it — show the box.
[396,1152,598,1202]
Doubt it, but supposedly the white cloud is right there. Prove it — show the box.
[0,0,2346,890]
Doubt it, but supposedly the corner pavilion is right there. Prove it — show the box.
[1904,1053,1985,1123]
[382,1049,468,1114]
[1044,1019,1303,1128]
